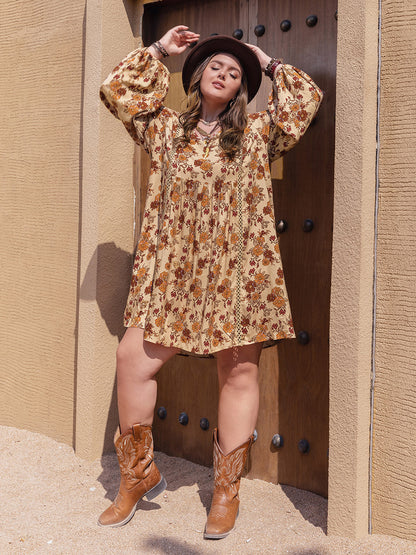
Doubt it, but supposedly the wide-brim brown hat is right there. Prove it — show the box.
[182,35,262,103]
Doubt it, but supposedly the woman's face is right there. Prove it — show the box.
[199,53,242,106]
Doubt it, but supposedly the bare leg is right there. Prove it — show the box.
[216,342,263,454]
[116,327,179,433]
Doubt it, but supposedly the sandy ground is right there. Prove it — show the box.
[1,426,415,555]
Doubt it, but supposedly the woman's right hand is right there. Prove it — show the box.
[149,26,200,59]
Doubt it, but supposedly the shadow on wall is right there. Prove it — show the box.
[122,0,141,38]
[79,241,133,453]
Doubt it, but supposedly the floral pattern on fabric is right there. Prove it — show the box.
[100,48,323,354]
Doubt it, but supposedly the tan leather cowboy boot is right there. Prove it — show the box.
[204,428,254,539]
[98,423,166,527]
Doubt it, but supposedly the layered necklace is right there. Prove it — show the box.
[197,119,220,158]
[199,118,218,126]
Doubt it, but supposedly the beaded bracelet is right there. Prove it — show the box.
[153,40,169,58]
[265,58,282,79]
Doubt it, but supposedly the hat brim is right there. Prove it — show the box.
[182,35,262,103]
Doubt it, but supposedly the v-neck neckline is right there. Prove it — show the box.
[195,126,221,140]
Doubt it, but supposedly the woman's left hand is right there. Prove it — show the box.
[246,44,273,72]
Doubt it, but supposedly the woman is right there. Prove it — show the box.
[99,25,322,538]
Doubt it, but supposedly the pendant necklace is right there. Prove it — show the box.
[197,122,220,158]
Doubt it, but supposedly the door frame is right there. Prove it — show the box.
[328,0,378,538]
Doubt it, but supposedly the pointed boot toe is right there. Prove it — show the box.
[98,424,166,528]
[204,429,253,540]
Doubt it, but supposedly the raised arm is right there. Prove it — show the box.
[100,26,199,148]
[247,44,323,160]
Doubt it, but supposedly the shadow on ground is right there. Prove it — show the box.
[98,450,213,515]
[286,550,330,555]
[281,484,327,533]
[144,537,207,555]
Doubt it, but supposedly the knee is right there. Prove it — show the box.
[116,339,149,381]
[219,360,259,391]
[116,335,166,383]
[116,339,137,369]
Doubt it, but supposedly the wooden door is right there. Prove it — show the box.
[140,0,336,497]
[255,0,337,497]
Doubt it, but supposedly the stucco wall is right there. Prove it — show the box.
[0,1,137,454]
[371,0,416,540]
[74,0,138,459]
[0,2,86,444]
[328,0,379,538]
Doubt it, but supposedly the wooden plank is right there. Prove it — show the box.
[248,345,280,481]
[153,356,219,466]
[164,71,187,112]
[143,0,241,74]
[256,0,337,497]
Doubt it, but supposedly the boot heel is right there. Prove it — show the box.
[145,476,167,501]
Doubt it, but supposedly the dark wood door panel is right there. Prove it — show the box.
[139,0,337,496]
[143,0,241,73]
[154,355,219,466]
[257,0,337,496]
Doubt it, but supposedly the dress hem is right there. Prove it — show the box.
[123,323,296,356]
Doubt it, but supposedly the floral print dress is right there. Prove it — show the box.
[100,48,323,355]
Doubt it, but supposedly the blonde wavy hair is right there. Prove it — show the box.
[177,54,248,159]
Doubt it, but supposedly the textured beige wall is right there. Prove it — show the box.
[0,1,138,455]
[74,0,139,459]
[0,2,85,444]
[371,0,416,540]
[328,0,379,538]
